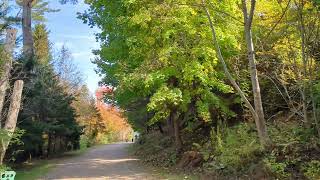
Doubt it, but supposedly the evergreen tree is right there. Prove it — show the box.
[33,24,50,65]
[7,23,82,161]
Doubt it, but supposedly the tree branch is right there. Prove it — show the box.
[201,0,259,123]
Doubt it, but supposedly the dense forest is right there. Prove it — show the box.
[78,0,320,179]
[0,0,131,173]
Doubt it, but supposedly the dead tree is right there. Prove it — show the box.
[0,29,25,165]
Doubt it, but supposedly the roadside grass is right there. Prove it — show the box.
[150,168,200,180]
[14,147,90,180]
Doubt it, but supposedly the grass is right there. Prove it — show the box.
[152,168,200,180]
[14,147,90,180]
[15,159,56,180]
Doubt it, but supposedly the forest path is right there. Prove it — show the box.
[42,143,158,180]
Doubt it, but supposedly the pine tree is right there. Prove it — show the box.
[33,24,50,65]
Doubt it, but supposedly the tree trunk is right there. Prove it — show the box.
[244,26,269,144]
[0,142,5,165]
[202,0,270,146]
[0,80,24,164]
[22,0,34,60]
[39,144,43,157]
[172,110,182,152]
[296,1,310,126]
[0,29,17,126]
[241,0,270,145]
[158,123,164,134]
[4,80,24,132]
[53,136,56,154]
[47,134,51,157]
[167,115,174,137]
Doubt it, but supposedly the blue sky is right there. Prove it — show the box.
[45,0,101,93]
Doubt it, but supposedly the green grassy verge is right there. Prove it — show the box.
[14,148,90,180]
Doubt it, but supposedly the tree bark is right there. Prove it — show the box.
[0,29,17,126]
[0,140,5,165]
[172,110,182,152]
[167,115,174,137]
[296,0,310,126]
[202,0,270,146]
[47,134,51,157]
[0,80,24,164]
[22,0,34,60]
[158,123,164,134]
[241,0,269,145]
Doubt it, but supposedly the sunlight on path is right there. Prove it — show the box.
[41,143,158,180]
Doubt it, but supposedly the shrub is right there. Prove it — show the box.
[0,165,10,174]
[302,160,320,180]
[131,132,177,167]
[263,123,320,179]
[199,123,262,174]
[263,153,290,178]
[215,123,262,172]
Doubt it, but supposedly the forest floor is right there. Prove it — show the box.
[39,142,172,180]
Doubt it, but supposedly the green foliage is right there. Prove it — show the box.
[200,123,262,173]
[72,0,320,179]
[79,135,92,149]
[261,123,320,179]
[10,64,83,161]
[33,24,51,65]
[263,154,290,178]
[0,128,25,162]
[15,0,60,22]
[0,165,10,173]
[0,0,20,32]
[31,0,60,22]
[302,160,320,179]
[79,0,239,134]
[8,30,83,162]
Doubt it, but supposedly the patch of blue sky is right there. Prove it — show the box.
[45,0,101,93]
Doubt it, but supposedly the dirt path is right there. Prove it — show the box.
[42,143,158,180]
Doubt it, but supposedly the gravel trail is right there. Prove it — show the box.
[42,143,157,180]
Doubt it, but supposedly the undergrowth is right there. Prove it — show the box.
[133,122,320,179]
[132,132,177,168]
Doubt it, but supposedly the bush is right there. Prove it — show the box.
[131,132,177,167]
[302,160,320,179]
[0,165,10,174]
[199,123,262,174]
[79,134,98,149]
[263,122,320,179]
[79,135,90,149]
[263,154,290,178]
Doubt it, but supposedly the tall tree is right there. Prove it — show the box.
[33,24,50,65]
[22,0,35,60]
[241,0,270,144]
[79,0,237,151]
